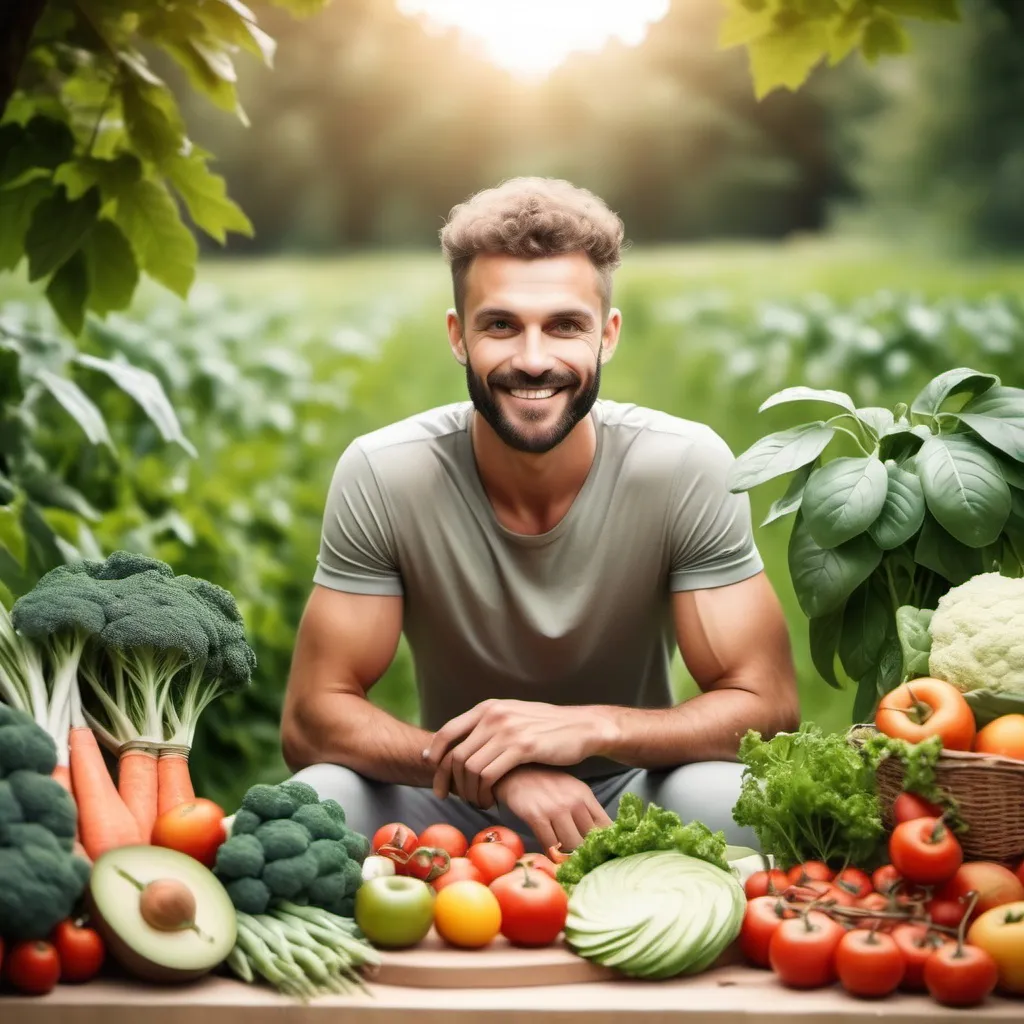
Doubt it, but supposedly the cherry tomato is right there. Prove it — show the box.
[889,816,963,886]
[5,940,61,995]
[872,864,902,895]
[936,862,1024,919]
[471,825,525,860]
[432,856,484,892]
[836,929,905,998]
[973,713,1024,760]
[875,678,976,751]
[371,822,418,857]
[855,892,894,931]
[151,798,227,869]
[924,942,999,1007]
[891,923,952,992]
[786,860,833,885]
[516,853,559,880]
[894,791,945,823]
[467,840,518,883]
[490,864,568,947]
[51,920,105,983]
[833,867,873,899]
[739,895,793,968]
[397,846,451,882]
[768,910,845,989]
[744,869,790,900]
[926,897,968,929]
[417,824,468,860]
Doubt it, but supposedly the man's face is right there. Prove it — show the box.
[448,253,621,454]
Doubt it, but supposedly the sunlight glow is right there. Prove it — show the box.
[396,0,671,78]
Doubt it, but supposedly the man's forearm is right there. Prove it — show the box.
[587,684,799,770]
[282,691,436,787]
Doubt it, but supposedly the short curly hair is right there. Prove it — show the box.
[440,177,625,318]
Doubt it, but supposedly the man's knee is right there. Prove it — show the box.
[287,763,378,836]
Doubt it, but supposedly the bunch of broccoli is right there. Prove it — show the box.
[0,704,90,940]
[215,780,370,917]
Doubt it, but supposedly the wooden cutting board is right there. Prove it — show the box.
[370,930,743,989]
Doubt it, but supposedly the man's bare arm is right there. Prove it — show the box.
[591,571,801,768]
[280,585,436,786]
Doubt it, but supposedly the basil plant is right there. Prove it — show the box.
[727,368,1024,721]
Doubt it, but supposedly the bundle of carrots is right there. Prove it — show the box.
[1,551,255,860]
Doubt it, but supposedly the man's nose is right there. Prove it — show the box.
[511,325,556,376]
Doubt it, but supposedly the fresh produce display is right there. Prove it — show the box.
[214,780,368,916]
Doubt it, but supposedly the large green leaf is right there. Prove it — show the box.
[19,469,101,521]
[808,605,845,690]
[788,513,882,619]
[838,578,891,682]
[84,219,139,315]
[802,456,888,548]
[853,671,880,724]
[895,605,934,682]
[914,514,984,586]
[121,80,187,162]
[24,187,101,281]
[955,386,1024,463]
[875,635,904,699]
[761,461,813,527]
[728,423,835,492]
[757,386,856,416]
[0,179,53,272]
[856,406,896,438]
[911,368,1000,419]
[862,10,910,62]
[0,117,74,187]
[44,249,89,336]
[917,434,1011,547]
[53,155,144,201]
[76,354,198,457]
[869,463,925,550]
[165,149,253,244]
[34,369,113,448]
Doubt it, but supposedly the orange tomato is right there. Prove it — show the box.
[433,880,502,949]
[431,857,484,892]
[875,678,976,751]
[974,715,1024,761]
[151,798,226,868]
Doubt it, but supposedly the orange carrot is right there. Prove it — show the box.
[69,726,142,859]
[118,747,158,843]
[157,749,194,817]
[51,764,73,795]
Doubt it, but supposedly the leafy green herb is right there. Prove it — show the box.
[731,724,885,870]
[554,792,728,888]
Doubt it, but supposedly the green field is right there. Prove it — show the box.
[4,237,1024,805]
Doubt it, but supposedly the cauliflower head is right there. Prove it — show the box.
[928,572,1024,694]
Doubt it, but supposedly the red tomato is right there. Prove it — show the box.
[739,895,793,968]
[432,856,485,892]
[889,816,963,886]
[833,867,873,899]
[894,791,945,823]
[924,942,999,1007]
[371,822,419,857]
[768,910,845,989]
[744,869,790,900]
[417,824,468,860]
[856,892,894,931]
[5,940,61,995]
[490,866,568,947]
[927,897,968,929]
[516,853,559,880]
[836,929,905,998]
[936,862,1024,919]
[891,923,952,992]
[397,846,451,882]
[786,860,833,885]
[150,798,226,869]
[51,920,105,983]
[471,826,525,860]
[467,841,518,883]
[872,864,902,895]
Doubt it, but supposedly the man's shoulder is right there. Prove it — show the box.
[596,400,730,456]
[351,402,472,459]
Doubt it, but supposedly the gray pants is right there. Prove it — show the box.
[289,761,759,853]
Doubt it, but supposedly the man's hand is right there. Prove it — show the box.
[423,699,619,808]
[493,766,613,855]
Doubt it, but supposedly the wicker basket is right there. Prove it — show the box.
[851,726,1024,864]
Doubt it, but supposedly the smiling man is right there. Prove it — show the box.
[281,177,800,855]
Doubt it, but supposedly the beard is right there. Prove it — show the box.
[465,352,602,454]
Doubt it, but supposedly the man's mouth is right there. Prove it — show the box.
[507,387,564,400]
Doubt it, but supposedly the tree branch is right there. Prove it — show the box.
[0,0,48,118]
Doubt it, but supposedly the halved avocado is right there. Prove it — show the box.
[87,844,237,983]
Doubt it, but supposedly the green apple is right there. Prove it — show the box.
[355,875,435,949]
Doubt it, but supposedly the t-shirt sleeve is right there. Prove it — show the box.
[313,441,404,596]
[668,431,764,592]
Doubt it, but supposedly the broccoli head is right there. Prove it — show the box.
[216,780,369,915]
[0,711,89,941]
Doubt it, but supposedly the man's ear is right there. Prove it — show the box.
[599,308,623,364]
[446,309,467,365]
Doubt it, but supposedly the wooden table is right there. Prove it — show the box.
[4,965,1021,1024]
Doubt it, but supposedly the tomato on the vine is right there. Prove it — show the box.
[372,822,418,857]
[855,892,894,931]
[924,942,999,1007]
[889,816,963,886]
[739,895,793,968]
[466,840,518,883]
[744,869,790,900]
[417,824,468,860]
[5,940,61,996]
[835,929,905,998]
[872,864,901,895]
[768,910,845,989]
[891,923,952,992]
[51,920,105,983]
[786,860,833,885]
[833,867,873,899]
[471,826,525,860]
[490,865,568,947]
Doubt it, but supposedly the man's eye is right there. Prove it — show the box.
[490,320,512,330]
[555,320,580,333]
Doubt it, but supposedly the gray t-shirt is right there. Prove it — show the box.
[313,399,763,779]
